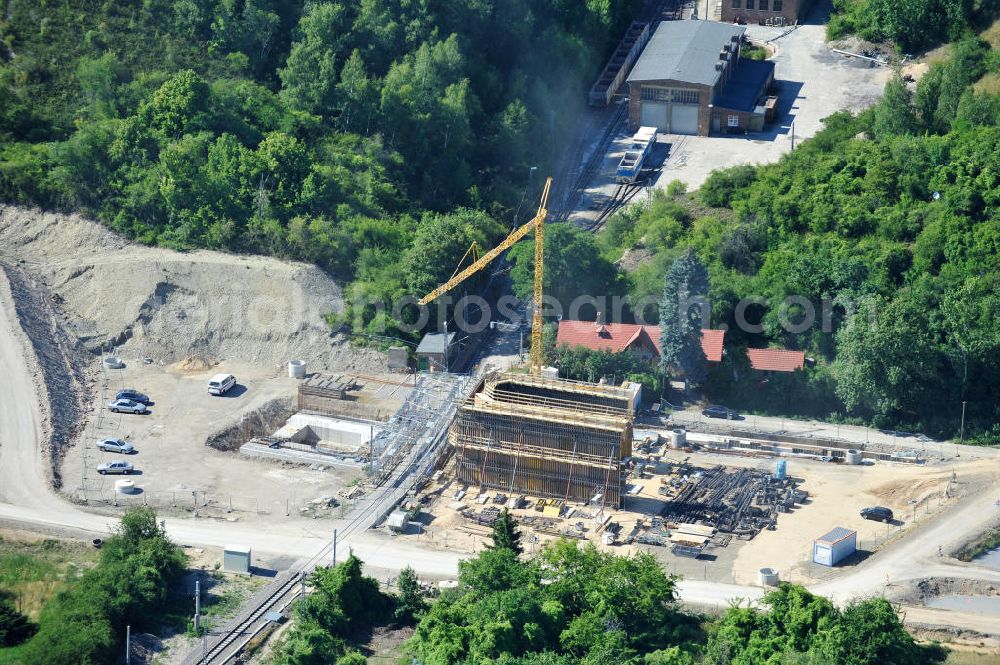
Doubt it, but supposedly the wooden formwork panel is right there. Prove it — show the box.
[456,447,623,506]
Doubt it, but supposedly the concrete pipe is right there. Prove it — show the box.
[758,567,780,586]
[845,449,862,465]
[114,479,137,494]
[669,429,687,449]
[288,359,307,379]
[103,356,125,370]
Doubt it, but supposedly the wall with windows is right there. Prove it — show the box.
[721,0,809,25]
[627,79,713,135]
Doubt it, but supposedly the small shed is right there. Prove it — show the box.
[416,332,456,372]
[387,510,409,532]
[812,527,856,567]
[224,544,252,574]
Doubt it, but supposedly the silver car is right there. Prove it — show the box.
[108,398,147,414]
[97,460,134,475]
[97,438,135,454]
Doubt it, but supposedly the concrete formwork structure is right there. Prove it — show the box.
[450,372,633,507]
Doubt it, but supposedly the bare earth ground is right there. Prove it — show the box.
[408,444,1000,589]
[0,204,384,371]
[59,358,367,517]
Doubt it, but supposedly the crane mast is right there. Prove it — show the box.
[418,177,552,375]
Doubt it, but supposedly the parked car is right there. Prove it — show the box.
[208,373,237,396]
[97,438,135,454]
[108,398,147,414]
[97,460,134,475]
[116,388,151,404]
[860,506,894,523]
[702,405,740,420]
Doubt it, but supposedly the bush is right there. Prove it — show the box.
[698,165,757,208]
[0,598,37,647]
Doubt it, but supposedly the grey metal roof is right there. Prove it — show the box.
[416,332,455,354]
[815,527,856,545]
[627,20,745,87]
[716,58,775,112]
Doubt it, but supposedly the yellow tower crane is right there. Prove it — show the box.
[418,176,552,375]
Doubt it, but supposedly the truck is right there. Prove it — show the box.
[616,126,657,183]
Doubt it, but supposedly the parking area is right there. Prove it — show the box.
[58,359,402,520]
[648,10,891,191]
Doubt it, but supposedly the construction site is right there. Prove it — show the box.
[451,371,636,507]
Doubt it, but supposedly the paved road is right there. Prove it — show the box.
[2,284,1000,630]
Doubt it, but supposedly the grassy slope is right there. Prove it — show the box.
[0,534,98,663]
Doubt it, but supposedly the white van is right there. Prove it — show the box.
[208,373,237,395]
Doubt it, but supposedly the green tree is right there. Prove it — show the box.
[0,597,37,647]
[488,509,524,556]
[394,566,428,624]
[658,249,709,387]
[871,73,918,139]
[809,598,941,665]
[278,2,353,118]
[509,222,621,312]
[835,294,950,427]
[141,70,211,139]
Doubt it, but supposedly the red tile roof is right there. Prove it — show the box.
[746,348,805,372]
[556,321,657,355]
[700,329,725,363]
[555,321,725,362]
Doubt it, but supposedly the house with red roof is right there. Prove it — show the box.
[555,320,725,363]
[746,348,805,373]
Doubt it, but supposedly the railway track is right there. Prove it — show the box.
[552,102,627,224]
[583,181,646,232]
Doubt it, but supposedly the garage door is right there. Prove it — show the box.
[640,102,668,131]
[670,104,699,135]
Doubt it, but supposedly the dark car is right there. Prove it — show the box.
[116,389,151,404]
[702,405,740,420]
[860,506,894,523]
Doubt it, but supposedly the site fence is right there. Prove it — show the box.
[73,486,360,519]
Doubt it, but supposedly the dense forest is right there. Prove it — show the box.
[0,0,639,325]
[598,34,1000,441]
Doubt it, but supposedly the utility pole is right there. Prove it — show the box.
[194,579,201,635]
[790,122,795,150]
[332,529,338,566]
[125,625,131,665]
[959,400,967,444]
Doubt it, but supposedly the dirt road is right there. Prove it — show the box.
[0,269,54,508]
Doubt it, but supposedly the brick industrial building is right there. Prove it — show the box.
[721,0,813,27]
[627,20,774,135]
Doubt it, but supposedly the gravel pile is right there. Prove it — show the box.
[0,205,385,372]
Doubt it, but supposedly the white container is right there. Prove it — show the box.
[114,479,136,494]
[288,359,307,379]
[669,429,687,449]
[758,567,780,586]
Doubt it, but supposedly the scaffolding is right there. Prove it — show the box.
[451,371,633,507]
